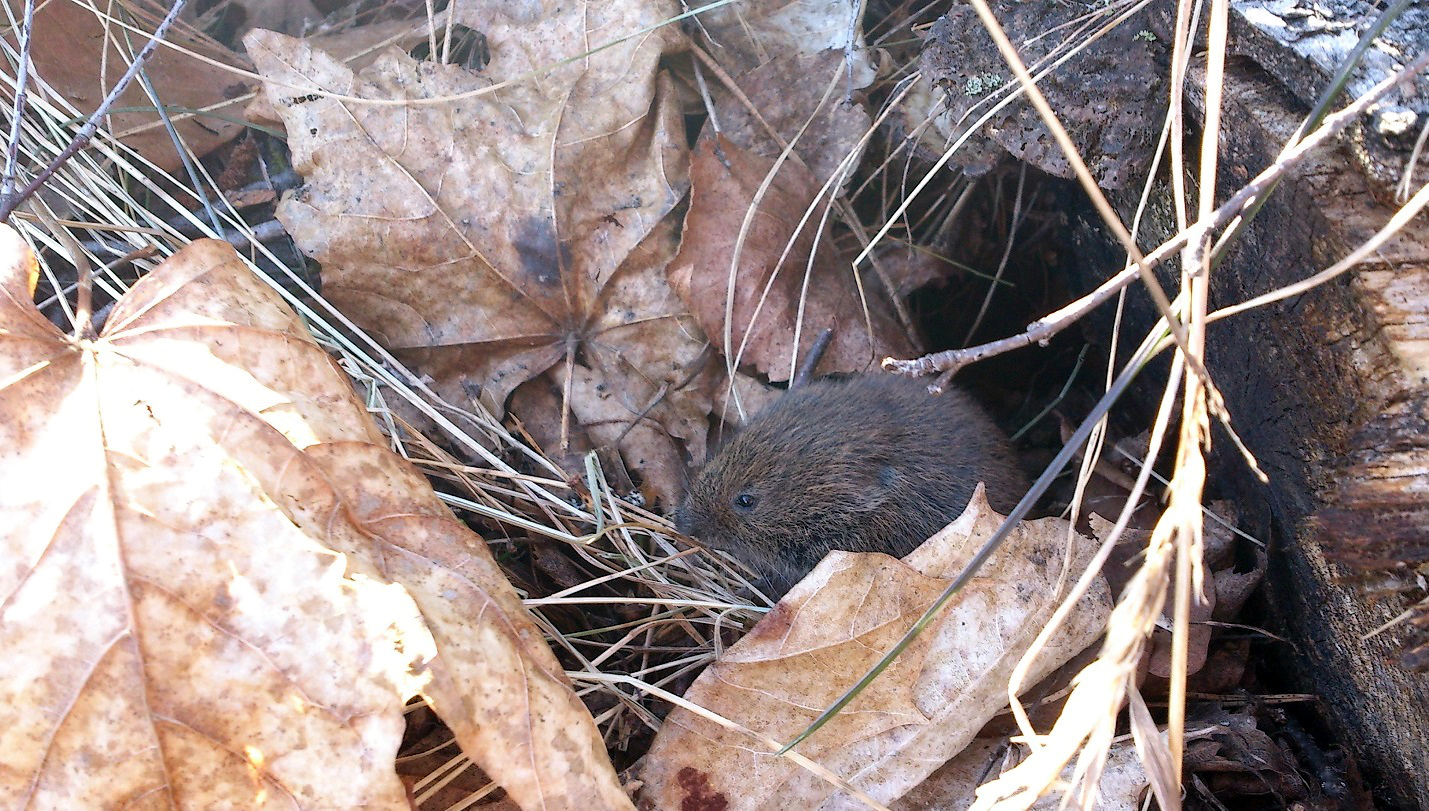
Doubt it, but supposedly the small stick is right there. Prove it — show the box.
[1,0,36,201]
[0,0,188,222]
[791,327,834,388]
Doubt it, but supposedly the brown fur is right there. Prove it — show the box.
[676,374,1027,597]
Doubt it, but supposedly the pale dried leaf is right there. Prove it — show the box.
[669,136,913,382]
[694,0,874,187]
[638,487,1111,809]
[0,232,630,810]
[1126,686,1178,811]
[309,19,433,72]
[890,738,1002,810]
[1027,742,1147,810]
[891,738,1148,810]
[246,0,702,498]
[706,50,872,188]
[695,0,874,83]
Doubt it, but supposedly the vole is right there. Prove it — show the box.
[675,374,1026,598]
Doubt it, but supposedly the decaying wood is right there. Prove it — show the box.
[1070,59,1429,808]
[1228,0,1429,199]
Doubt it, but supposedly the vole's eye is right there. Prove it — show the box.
[733,493,758,512]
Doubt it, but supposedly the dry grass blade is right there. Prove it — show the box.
[1127,685,1179,809]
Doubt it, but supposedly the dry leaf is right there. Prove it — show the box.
[638,487,1111,809]
[1185,710,1309,803]
[890,738,1004,810]
[1088,516,1212,681]
[311,19,434,73]
[891,737,1148,810]
[669,136,913,382]
[1203,502,1265,620]
[245,0,703,496]
[694,0,875,81]
[498,218,711,506]
[0,231,630,810]
[692,0,875,187]
[705,50,872,189]
[1088,502,1262,683]
[13,2,249,172]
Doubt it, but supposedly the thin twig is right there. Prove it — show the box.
[961,0,1204,380]
[883,47,1429,380]
[1209,180,1429,323]
[1,0,35,200]
[0,0,188,223]
[792,327,835,387]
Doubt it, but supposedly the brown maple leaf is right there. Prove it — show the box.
[246,2,706,497]
[669,136,913,384]
[0,231,631,810]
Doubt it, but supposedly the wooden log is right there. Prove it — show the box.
[1067,57,1429,806]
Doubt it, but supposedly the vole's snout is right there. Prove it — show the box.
[673,499,698,538]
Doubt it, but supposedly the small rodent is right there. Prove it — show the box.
[676,374,1026,597]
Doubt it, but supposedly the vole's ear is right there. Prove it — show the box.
[845,464,901,513]
[877,465,902,490]
[705,415,748,456]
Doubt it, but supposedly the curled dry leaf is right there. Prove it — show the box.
[11,1,249,172]
[638,487,1111,809]
[669,136,913,382]
[1089,501,1264,681]
[0,232,630,810]
[245,0,705,499]
[1185,710,1310,803]
[1088,516,1210,680]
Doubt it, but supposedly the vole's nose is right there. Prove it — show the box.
[673,501,698,537]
